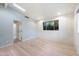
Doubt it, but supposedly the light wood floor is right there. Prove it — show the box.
[0,37,77,56]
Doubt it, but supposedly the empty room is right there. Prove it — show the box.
[0,3,79,56]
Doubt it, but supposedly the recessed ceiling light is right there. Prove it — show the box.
[57,12,61,15]
[37,16,44,20]
[13,3,26,12]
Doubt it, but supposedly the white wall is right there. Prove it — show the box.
[0,8,13,47]
[0,7,38,47]
[22,20,38,41]
[36,13,74,42]
[0,8,22,47]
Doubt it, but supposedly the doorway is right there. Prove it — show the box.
[13,20,22,42]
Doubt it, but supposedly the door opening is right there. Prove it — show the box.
[13,20,22,42]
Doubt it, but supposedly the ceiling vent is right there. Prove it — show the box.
[25,16,30,19]
[76,9,79,14]
[0,3,7,8]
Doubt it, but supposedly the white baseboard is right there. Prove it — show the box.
[22,36,37,42]
[0,41,14,48]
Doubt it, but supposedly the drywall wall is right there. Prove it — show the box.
[22,20,38,41]
[0,8,15,47]
[8,6,38,41]
[0,7,25,47]
[0,7,38,47]
[36,13,74,42]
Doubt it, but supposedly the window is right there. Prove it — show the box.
[43,20,59,30]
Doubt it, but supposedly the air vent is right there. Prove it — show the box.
[0,3,8,8]
[76,9,79,14]
[25,16,29,19]
[0,3,5,7]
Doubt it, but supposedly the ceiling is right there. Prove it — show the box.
[14,3,77,20]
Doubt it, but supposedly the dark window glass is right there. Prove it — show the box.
[43,20,59,30]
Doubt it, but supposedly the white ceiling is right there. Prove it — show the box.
[16,3,77,20]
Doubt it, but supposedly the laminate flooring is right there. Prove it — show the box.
[0,37,77,56]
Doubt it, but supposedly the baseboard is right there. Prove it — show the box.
[0,41,14,48]
[22,36,37,42]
